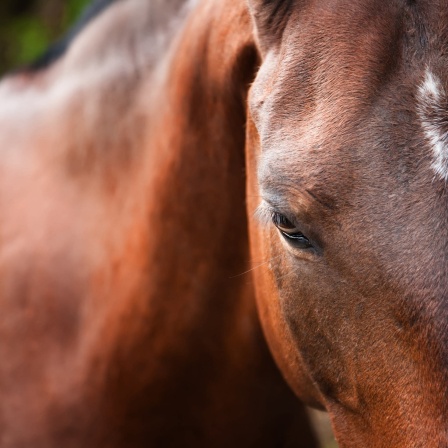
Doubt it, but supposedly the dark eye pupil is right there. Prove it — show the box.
[271,212,313,249]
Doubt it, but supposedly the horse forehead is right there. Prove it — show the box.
[252,4,405,128]
[252,0,448,190]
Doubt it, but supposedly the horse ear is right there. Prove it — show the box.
[247,0,292,54]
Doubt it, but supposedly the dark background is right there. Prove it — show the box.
[0,0,90,74]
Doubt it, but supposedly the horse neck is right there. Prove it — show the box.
[0,1,317,445]
[69,0,316,445]
[112,0,259,389]
[143,0,257,305]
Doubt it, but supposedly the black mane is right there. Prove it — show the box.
[29,0,121,71]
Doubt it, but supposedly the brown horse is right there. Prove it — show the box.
[2,0,448,446]
[246,0,448,446]
[0,0,317,447]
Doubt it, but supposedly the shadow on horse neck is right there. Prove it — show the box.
[0,0,318,447]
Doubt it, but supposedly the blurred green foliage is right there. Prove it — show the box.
[0,0,90,74]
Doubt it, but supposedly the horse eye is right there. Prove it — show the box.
[271,212,313,249]
[271,212,295,230]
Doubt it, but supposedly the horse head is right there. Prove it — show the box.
[2,0,447,446]
[246,0,448,446]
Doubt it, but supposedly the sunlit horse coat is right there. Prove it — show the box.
[1,0,448,447]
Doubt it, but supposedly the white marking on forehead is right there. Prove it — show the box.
[420,70,441,99]
[417,69,448,181]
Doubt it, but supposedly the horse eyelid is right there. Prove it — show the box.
[255,201,296,228]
